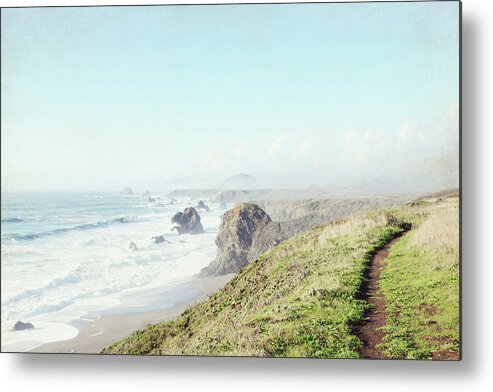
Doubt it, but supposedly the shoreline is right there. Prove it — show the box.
[30,274,234,354]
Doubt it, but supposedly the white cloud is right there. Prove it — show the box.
[364,128,381,142]
[268,134,291,157]
[398,120,416,141]
[299,136,314,153]
[171,102,459,183]
[198,145,225,175]
[234,140,250,157]
[345,127,359,144]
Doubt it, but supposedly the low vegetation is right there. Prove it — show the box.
[103,195,459,359]
[379,197,460,359]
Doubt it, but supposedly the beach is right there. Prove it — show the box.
[30,274,234,354]
[1,192,228,352]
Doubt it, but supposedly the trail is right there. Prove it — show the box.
[354,232,406,359]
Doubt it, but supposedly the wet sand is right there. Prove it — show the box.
[30,274,234,354]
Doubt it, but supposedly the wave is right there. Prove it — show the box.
[9,216,146,241]
[2,263,156,321]
[2,218,24,223]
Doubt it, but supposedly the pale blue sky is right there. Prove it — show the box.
[1,2,460,192]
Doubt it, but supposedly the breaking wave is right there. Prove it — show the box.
[2,218,24,223]
[9,216,147,241]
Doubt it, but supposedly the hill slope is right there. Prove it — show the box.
[380,196,460,359]
[103,197,459,359]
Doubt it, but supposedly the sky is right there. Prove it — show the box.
[1,2,460,192]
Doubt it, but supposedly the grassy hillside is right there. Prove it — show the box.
[380,197,460,359]
[103,197,459,359]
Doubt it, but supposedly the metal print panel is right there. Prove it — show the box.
[0,1,461,359]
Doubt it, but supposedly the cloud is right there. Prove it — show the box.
[197,145,225,176]
[299,136,315,153]
[436,103,459,153]
[345,127,359,144]
[170,101,459,184]
[364,128,381,142]
[234,141,250,157]
[268,134,291,157]
[264,133,327,174]
[388,102,459,173]
[398,120,416,141]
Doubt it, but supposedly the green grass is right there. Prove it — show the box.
[102,197,460,359]
[103,212,405,357]
[379,198,460,359]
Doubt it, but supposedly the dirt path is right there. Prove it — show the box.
[353,233,406,359]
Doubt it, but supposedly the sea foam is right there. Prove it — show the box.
[1,193,224,352]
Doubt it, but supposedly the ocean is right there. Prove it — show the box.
[0,192,223,352]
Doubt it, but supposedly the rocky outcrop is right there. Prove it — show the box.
[201,196,415,277]
[13,321,34,331]
[258,197,410,224]
[171,207,204,235]
[213,190,253,204]
[152,235,167,244]
[120,187,133,195]
[142,190,151,197]
[200,203,289,276]
[195,200,210,212]
[128,241,138,251]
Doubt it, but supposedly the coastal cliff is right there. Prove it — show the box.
[102,196,459,359]
[200,196,412,276]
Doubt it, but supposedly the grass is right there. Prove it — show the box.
[102,196,460,359]
[103,212,405,357]
[379,197,460,359]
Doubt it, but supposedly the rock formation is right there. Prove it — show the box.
[152,235,167,244]
[120,187,133,195]
[128,241,138,251]
[171,207,204,235]
[200,196,415,277]
[13,321,34,331]
[142,190,151,197]
[200,203,288,276]
[195,200,210,212]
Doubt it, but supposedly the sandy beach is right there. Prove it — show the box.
[30,274,234,354]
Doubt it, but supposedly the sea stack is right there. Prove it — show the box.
[195,200,210,212]
[13,321,34,331]
[152,235,167,244]
[120,187,133,195]
[200,203,281,276]
[171,207,204,235]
